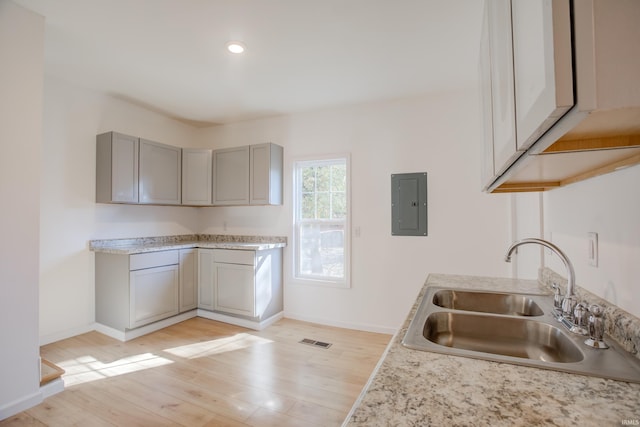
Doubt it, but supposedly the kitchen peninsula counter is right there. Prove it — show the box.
[89,234,286,254]
[345,274,640,426]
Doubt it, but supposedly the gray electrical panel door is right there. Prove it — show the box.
[391,173,427,236]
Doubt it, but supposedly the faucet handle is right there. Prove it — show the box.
[569,303,588,335]
[552,283,563,313]
[561,294,577,322]
[585,304,609,349]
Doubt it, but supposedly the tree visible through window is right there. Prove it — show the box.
[294,157,349,286]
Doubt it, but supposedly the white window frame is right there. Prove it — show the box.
[292,154,351,288]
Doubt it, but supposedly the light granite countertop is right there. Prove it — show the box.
[345,273,640,427]
[89,234,287,254]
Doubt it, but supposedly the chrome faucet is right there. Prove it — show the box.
[504,238,576,322]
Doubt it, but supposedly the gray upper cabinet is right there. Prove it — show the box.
[182,148,212,206]
[139,139,182,205]
[213,146,250,205]
[96,131,284,206]
[96,131,139,203]
[250,143,283,205]
[213,143,284,206]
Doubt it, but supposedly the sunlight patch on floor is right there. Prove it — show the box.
[163,333,273,359]
[58,353,173,386]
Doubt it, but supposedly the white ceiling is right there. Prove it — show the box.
[15,0,483,126]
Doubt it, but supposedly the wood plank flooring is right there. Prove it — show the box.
[1,318,390,427]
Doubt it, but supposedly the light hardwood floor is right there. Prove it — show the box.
[1,318,391,427]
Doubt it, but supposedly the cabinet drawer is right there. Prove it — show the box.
[130,250,179,271]
[213,249,255,265]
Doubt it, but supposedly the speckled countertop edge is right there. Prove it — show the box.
[89,234,287,254]
[345,273,640,427]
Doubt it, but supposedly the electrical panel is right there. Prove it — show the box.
[391,172,427,236]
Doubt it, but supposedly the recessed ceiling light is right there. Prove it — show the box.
[226,41,246,54]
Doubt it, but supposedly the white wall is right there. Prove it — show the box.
[0,0,44,418]
[509,192,544,279]
[39,76,202,344]
[197,92,512,333]
[541,164,640,319]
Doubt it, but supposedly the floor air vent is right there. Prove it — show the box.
[299,338,332,349]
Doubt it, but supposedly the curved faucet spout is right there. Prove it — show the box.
[505,238,576,319]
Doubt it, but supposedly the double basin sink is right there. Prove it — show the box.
[402,287,640,383]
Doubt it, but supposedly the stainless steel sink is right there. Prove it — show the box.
[403,286,640,383]
[424,312,582,363]
[432,289,544,316]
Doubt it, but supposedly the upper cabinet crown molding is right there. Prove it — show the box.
[482,0,640,193]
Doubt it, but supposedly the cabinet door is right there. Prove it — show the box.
[96,132,139,203]
[197,249,215,310]
[213,146,250,205]
[479,4,495,189]
[214,263,255,317]
[182,148,212,206]
[512,0,573,151]
[250,143,283,205]
[129,265,179,328]
[139,139,182,205]
[488,0,519,176]
[179,249,198,312]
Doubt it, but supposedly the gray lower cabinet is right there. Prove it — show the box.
[96,250,185,331]
[179,248,198,312]
[197,248,283,320]
[130,263,179,328]
[213,249,257,317]
[197,249,215,311]
[96,131,139,203]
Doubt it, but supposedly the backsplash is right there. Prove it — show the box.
[540,267,640,360]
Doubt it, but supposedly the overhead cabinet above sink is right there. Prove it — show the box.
[481,0,640,193]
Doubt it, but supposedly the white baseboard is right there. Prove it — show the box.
[283,312,397,335]
[40,378,64,400]
[39,324,95,346]
[94,310,198,342]
[197,310,284,331]
[0,391,42,421]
